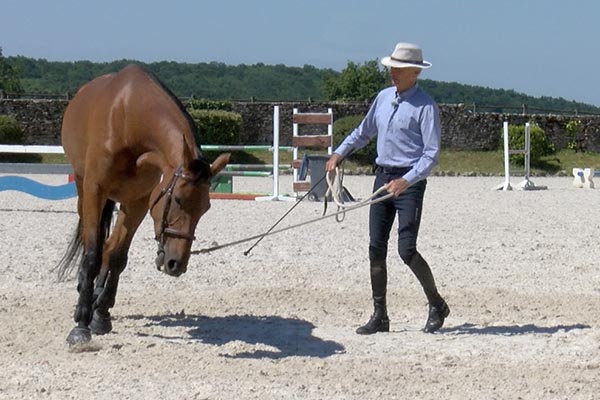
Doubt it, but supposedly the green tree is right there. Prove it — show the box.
[0,47,23,96]
[323,60,388,102]
[5,56,600,113]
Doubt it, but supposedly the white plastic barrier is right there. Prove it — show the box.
[572,168,595,189]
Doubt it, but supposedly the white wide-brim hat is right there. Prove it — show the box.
[381,42,432,69]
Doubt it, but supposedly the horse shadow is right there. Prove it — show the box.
[439,323,591,336]
[125,313,345,359]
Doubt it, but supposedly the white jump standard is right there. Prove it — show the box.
[494,121,547,191]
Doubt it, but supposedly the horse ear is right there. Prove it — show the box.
[136,152,168,171]
[188,158,212,182]
[210,153,230,176]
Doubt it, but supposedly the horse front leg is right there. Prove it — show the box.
[90,199,149,335]
[66,193,108,345]
[66,237,102,345]
[89,253,127,335]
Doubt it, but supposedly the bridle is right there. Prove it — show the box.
[149,166,197,254]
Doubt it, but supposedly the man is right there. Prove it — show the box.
[325,42,449,334]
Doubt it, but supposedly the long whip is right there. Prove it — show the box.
[192,175,392,255]
[241,174,327,256]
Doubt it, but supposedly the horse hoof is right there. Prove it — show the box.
[66,327,92,346]
[90,311,113,335]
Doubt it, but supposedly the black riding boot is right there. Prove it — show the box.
[407,252,450,333]
[424,298,450,333]
[356,259,390,335]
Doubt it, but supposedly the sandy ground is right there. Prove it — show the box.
[0,174,599,399]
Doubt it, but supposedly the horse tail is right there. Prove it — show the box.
[100,199,116,244]
[54,218,83,282]
[54,199,116,282]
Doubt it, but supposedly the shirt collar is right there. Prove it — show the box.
[396,84,418,102]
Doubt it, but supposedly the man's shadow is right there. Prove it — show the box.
[125,313,345,359]
[440,323,591,335]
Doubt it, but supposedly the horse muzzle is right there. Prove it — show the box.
[155,249,188,277]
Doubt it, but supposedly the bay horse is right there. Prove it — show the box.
[57,64,229,345]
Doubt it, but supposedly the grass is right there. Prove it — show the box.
[4,149,600,177]
[40,153,70,164]
[327,149,600,176]
[435,149,600,176]
[274,149,600,176]
[0,153,69,164]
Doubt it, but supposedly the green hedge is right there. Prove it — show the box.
[187,98,233,111]
[187,109,242,145]
[333,115,375,165]
[505,122,555,165]
[0,115,42,162]
[0,115,23,144]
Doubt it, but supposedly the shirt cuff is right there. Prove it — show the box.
[402,170,418,186]
[334,145,352,159]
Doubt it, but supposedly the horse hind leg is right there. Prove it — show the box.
[90,199,148,336]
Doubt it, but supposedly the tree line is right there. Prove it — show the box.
[2,52,599,115]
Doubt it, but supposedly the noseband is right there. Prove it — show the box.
[150,166,197,252]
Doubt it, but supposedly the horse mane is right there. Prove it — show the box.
[141,66,204,160]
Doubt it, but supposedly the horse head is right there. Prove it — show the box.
[149,153,230,276]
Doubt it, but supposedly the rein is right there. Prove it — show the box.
[192,169,393,254]
[150,166,197,255]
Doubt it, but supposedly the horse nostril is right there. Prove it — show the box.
[166,259,179,274]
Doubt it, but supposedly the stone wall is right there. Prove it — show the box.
[0,99,67,145]
[2,99,600,151]
[438,104,600,152]
[229,101,372,144]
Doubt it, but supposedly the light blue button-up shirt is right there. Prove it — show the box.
[334,85,441,185]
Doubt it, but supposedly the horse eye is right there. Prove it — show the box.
[174,196,183,206]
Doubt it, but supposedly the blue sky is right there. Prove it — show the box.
[2,0,600,105]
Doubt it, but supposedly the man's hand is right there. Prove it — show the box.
[325,153,342,172]
[385,178,410,197]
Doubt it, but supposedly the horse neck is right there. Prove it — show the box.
[151,126,199,172]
